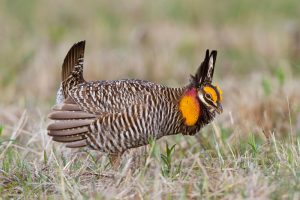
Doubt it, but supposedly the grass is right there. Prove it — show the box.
[0,116,299,199]
[1,0,300,199]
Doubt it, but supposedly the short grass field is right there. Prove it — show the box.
[1,0,300,199]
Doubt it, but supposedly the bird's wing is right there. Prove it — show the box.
[85,103,152,153]
[47,97,153,153]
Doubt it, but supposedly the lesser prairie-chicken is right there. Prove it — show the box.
[47,41,223,166]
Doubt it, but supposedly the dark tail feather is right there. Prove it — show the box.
[61,41,86,98]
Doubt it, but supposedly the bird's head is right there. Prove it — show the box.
[179,50,223,126]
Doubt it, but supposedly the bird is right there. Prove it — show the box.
[47,41,223,167]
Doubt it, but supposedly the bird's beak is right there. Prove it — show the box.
[215,104,223,114]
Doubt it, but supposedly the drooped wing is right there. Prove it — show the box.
[48,97,153,153]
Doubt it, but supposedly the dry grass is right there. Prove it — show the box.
[1,0,300,199]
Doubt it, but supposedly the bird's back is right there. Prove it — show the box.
[69,79,183,115]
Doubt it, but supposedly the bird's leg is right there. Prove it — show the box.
[127,146,147,171]
[108,153,122,170]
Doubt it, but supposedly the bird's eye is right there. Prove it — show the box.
[205,93,212,99]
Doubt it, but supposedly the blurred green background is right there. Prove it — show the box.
[0,0,300,105]
[1,1,300,198]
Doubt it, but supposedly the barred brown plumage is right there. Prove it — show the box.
[47,41,223,166]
